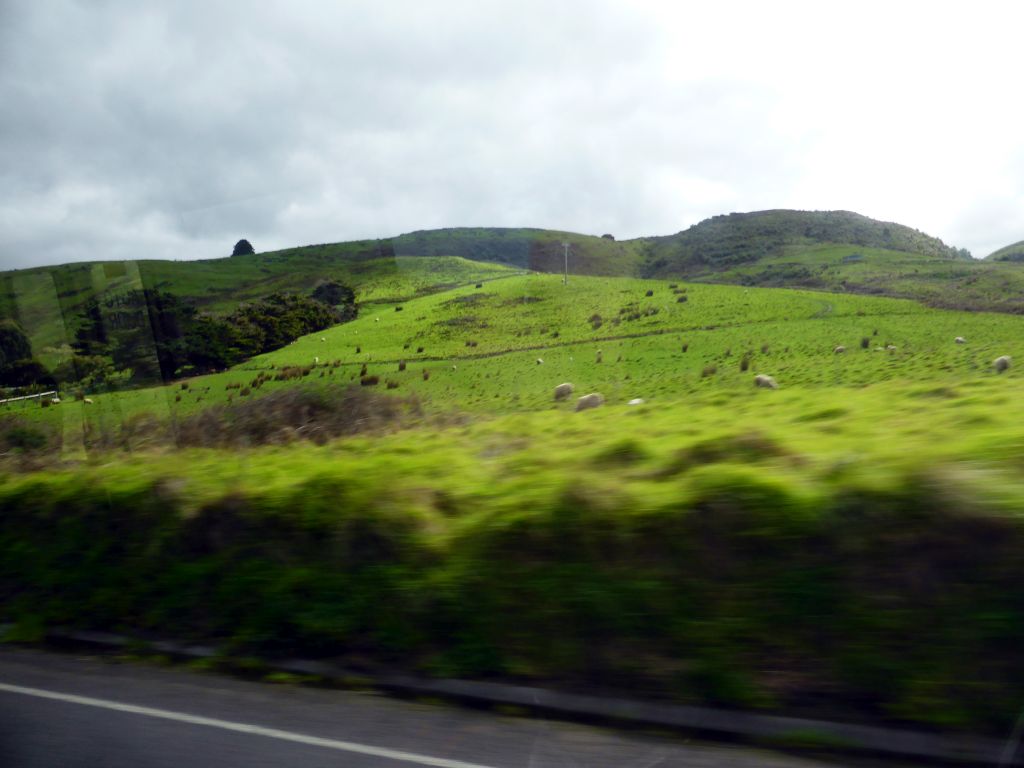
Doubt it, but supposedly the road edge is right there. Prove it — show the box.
[2,626,1015,766]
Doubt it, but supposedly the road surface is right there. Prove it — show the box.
[0,646,852,767]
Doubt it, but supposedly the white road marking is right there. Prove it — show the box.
[0,681,498,768]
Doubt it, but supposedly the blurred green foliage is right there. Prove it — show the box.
[5,391,1024,732]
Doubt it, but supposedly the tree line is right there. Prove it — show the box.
[0,281,357,392]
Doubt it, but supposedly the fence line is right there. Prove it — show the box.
[0,391,57,405]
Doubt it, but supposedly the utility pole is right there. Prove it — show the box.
[562,242,569,285]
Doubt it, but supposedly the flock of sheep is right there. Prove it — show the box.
[39,334,1012,412]
[549,337,1011,412]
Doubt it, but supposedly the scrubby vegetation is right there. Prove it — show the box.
[8,241,1024,737]
[6,383,1024,733]
[64,288,354,385]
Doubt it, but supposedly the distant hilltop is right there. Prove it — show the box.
[987,240,1024,262]
[641,209,971,278]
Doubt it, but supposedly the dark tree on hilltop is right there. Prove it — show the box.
[232,239,255,256]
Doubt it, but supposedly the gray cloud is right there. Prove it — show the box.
[2,1,1022,269]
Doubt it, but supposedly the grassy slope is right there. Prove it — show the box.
[685,243,1024,313]
[641,209,967,275]
[10,272,1024,437]
[10,268,1024,730]
[988,239,1024,262]
[636,210,1024,313]
[2,256,519,368]
[8,364,1024,730]
[4,211,1024,369]
[391,227,646,275]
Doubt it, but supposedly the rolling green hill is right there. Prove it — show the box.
[988,239,1024,262]
[635,210,1024,314]
[641,209,970,277]
[0,255,519,368]
[12,271,1023,430]
[6,209,1024,380]
[9,263,1024,734]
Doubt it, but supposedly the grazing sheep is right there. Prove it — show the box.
[452,365,457,371]
[83,398,93,404]
[575,392,604,412]
[834,345,846,354]
[554,382,574,401]
[955,336,966,344]
[595,350,603,363]
[886,345,897,351]
[313,356,319,364]
[536,358,544,365]
[994,355,1012,373]
[320,337,326,342]
[754,374,778,389]
[627,398,645,406]
[50,397,61,404]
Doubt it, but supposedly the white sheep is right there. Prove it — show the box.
[627,398,645,406]
[313,356,319,364]
[536,358,544,365]
[886,345,897,351]
[575,393,604,412]
[83,398,93,404]
[320,337,327,342]
[754,374,778,389]
[50,397,61,404]
[994,355,1012,373]
[553,382,574,401]
[834,345,846,354]
[955,336,966,344]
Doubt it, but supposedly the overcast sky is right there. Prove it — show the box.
[2,1,1023,269]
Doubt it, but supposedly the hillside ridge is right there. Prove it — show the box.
[988,239,1024,261]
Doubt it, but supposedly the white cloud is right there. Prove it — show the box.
[2,0,1024,268]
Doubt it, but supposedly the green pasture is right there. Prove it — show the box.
[8,374,1024,729]
[8,272,1022,438]
[704,243,1024,313]
[1,255,519,365]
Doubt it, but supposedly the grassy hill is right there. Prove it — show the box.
[5,210,1022,371]
[0,255,519,368]
[11,271,1023,431]
[635,210,1024,314]
[8,269,1024,732]
[988,239,1024,262]
[673,242,1024,314]
[641,209,969,276]
[391,227,646,275]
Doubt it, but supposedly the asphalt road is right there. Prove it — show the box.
[0,647,849,768]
